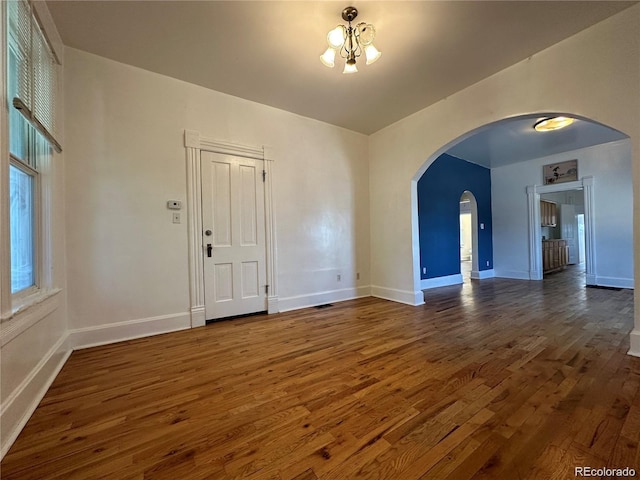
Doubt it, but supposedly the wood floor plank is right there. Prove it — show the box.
[2,266,639,479]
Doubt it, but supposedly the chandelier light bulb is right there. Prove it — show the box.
[364,44,381,65]
[327,26,346,49]
[320,47,336,68]
[343,60,358,74]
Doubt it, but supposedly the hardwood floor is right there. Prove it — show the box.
[2,267,638,479]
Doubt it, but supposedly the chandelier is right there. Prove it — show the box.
[320,6,381,74]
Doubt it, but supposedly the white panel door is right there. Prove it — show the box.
[560,204,578,265]
[201,152,266,320]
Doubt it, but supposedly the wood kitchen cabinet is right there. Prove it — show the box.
[540,200,557,227]
[542,239,568,274]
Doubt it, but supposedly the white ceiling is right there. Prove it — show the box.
[47,1,637,136]
[446,115,628,169]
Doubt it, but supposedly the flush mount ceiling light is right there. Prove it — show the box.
[533,116,575,132]
[320,6,381,74]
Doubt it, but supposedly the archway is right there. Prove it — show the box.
[411,113,631,296]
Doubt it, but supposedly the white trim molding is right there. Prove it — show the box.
[68,312,191,350]
[185,132,205,328]
[589,276,634,289]
[190,306,206,328]
[494,270,532,281]
[0,289,61,346]
[371,285,425,306]
[200,138,264,160]
[1,333,70,459]
[278,286,371,312]
[267,296,279,314]
[263,144,279,314]
[183,130,278,323]
[420,274,463,290]
[527,177,595,283]
[471,269,495,280]
[0,0,8,320]
[629,330,640,357]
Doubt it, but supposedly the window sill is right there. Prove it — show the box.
[0,288,62,347]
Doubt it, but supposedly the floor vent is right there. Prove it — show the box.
[315,304,334,309]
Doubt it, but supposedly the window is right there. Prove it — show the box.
[5,0,60,299]
[9,162,36,293]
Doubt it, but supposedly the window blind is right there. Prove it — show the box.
[7,0,61,153]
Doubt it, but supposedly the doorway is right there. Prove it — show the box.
[540,188,586,280]
[184,130,277,328]
[201,151,268,320]
[527,177,595,283]
[459,191,475,282]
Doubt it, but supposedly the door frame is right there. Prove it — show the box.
[526,176,595,283]
[184,130,278,327]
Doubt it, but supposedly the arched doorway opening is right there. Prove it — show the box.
[459,191,479,282]
[412,113,631,296]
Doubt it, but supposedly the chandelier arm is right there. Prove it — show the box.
[339,23,362,62]
[339,44,349,60]
[338,25,350,59]
[352,26,362,58]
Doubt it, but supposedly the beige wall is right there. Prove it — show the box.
[492,140,632,284]
[63,48,370,335]
[368,4,640,339]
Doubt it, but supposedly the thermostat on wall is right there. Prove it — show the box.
[167,200,182,210]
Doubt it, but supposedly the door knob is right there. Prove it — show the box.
[205,229,212,236]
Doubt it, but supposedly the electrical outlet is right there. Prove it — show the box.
[357,272,360,280]
[486,261,490,267]
[337,274,341,282]
[172,212,181,224]
[480,223,485,230]
[423,267,427,275]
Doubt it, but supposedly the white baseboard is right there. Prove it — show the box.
[1,333,71,460]
[420,274,462,290]
[629,330,640,357]
[68,312,192,350]
[494,270,531,281]
[592,276,634,289]
[371,285,424,306]
[471,269,495,280]
[278,286,371,312]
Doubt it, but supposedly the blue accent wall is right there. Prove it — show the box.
[417,154,493,279]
